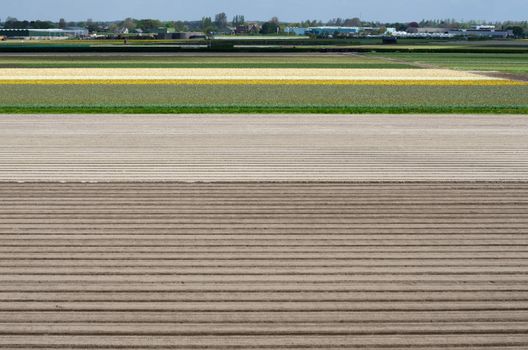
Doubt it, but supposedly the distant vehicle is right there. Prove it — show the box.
[382,36,398,44]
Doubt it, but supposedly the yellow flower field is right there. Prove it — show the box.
[0,68,523,85]
[0,68,516,81]
[0,79,523,86]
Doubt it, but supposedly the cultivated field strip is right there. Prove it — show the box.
[0,182,528,349]
[1,115,528,182]
[0,68,500,81]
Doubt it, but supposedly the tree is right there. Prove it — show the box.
[344,17,361,27]
[31,20,55,29]
[108,23,120,34]
[507,26,525,38]
[376,26,387,35]
[4,17,23,29]
[301,19,318,28]
[327,18,344,26]
[201,17,214,34]
[394,23,407,31]
[232,15,245,27]
[173,21,187,32]
[270,17,279,24]
[86,18,99,33]
[58,18,66,29]
[122,17,136,31]
[260,21,280,35]
[136,19,162,32]
[214,12,228,29]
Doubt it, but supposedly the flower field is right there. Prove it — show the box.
[1,83,527,114]
[1,58,526,114]
[0,68,509,81]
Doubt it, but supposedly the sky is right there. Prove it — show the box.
[3,0,528,23]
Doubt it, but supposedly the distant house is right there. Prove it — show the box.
[235,23,261,35]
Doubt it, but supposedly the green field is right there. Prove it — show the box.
[0,54,414,69]
[369,52,528,74]
[1,84,526,114]
[2,51,526,72]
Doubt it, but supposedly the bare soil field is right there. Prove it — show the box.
[0,182,527,349]
[1,115,528,182]
[1,114,527,348]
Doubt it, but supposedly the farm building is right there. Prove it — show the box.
[0,28,88,39]
[415,27,451,34]
[448,28,513,38]
[305,26,360,37]
[285,27,309,35]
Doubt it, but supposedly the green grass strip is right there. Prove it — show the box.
[1,105,528,114]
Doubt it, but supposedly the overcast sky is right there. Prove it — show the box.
[3,0,527,22]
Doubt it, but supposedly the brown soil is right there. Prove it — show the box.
[0,182,527,349]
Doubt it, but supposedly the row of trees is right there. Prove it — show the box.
[200,13,249,33]
[1,15,267,35]
[93,13,247,34]
[326,17,362,27]
[2,17,57,29]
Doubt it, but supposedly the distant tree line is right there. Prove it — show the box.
[2,17,57,29]
[0,15,526,38]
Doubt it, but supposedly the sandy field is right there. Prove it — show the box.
[1,114,528,349]
[0,182,527,349]
[1,114,528,182]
